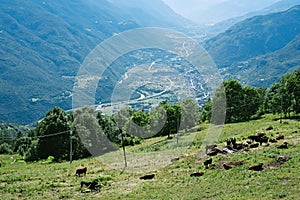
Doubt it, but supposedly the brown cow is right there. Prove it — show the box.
[76,166,87,176]
[223,163,235,170]
[276,135,284,140]
[248,163,264,171]
[205,144,217,154]
[140,173,155,180]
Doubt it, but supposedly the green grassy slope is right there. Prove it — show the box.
[0,115,299,199]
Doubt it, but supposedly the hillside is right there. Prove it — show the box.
[0,0,192,125]
[0,115,299,199]
[205,0,300,37]
[0,122,31,138]
[232,34,300,86]
[204,5,300,86]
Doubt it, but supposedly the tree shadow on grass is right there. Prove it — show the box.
[273,115,300,122]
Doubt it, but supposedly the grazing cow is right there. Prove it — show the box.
[276,142,288,149]
[205,144,217,154]
[233,142,243,150]
[190,172,204,177]
[226,138,231,146]
[76,166,87,176]
[207,149,218,156]
[269,138,277,143]
[248,133,268,145]
[203,157,212,168]
[248,163,264,171]
[140,173,155,180]
[276,135,284,140]
[276,156,290,164]
[248,135,259,142]
[223,163,235,170]
[258,135,269,145]
[242,141,249,148]
[231,137,237,145]
[171,157,180,162]
[80,180,99,191]
[249,143,259,148]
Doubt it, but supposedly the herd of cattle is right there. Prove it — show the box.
[196,131,289,176]
[76,131,291,191]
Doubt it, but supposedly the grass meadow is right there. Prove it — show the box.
[0,115,299,199]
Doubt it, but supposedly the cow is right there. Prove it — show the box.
[223,163,235,170]
[205,144,217,154]
[190,172,204,177]
[276,142,288,149]
[80,180,99,191]
[249,143,259,148]
[207,149,218,156]
[140,173,155,180]
[276,135,284,140]
[269,138,277,143]
[76,166,87,176]
[203,157,212,168]
[248,163,264,171]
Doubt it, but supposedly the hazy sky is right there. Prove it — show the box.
[162,0,280,24]
[162,0,227,19]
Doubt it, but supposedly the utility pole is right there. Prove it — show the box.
[120,128,127,168]
[70,130,73,164]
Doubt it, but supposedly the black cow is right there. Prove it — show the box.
[80,180,99,191]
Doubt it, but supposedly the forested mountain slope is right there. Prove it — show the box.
[0,0,190,125]
[204,5,300,86]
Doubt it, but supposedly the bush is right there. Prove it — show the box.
[122,136,141,146]
[24,140,39,162]
[0,143,13,154]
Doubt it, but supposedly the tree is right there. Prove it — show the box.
[0,143,13,154]
[73,106,117,157]
[202,78,263,124]
[242,86,261,120]
[265,70,299,118]
[156,101,181,138]
[36,106,70,161]
[200,98,212,123]
[179,98,200,131]
[97,112,121,144]
[14,137,32,155]
[285,69,300,114]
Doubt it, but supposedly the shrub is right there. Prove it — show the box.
[0,143,13,154]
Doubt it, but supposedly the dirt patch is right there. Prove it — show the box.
[280,177,294,184]
[265,155,290,170]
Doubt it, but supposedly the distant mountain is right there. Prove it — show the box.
[0,0,191,125]
[204,5,300,87]
[108,0,191,29]
[205,0,300,37]
[233,34,300,86]
[183,0,279,25]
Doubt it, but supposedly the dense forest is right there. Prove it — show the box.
[0,69,299,161]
